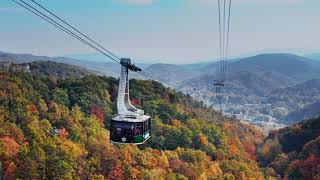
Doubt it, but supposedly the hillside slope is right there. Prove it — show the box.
[285,102,320,123]
[0,51,122,77]
[0,61,92,79]
[0,71,269,179]
[0,51,50,63]
[143,63,203,85]
[227,54,320,82]
[268,79,320,121]
[257,117,320,179]
[179,54,320,97]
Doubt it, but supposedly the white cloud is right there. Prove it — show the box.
[117,0,157,6]
[194,0,310,6]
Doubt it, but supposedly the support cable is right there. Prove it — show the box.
[223,0,226,81]
[29,0,121,61]
[225,0,232,82]
[11,0,120,64]
[218,0,223,82]
[214,0,232,116]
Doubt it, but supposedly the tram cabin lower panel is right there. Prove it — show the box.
[110,115,151,145]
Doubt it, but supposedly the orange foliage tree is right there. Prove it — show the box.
[59,128,69,140]
[107,161,123,180]
[0,136,20,158]
[299,154,320,179]
[90,105,105,125]
[4,162,16,180]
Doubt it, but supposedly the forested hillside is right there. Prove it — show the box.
[257,117,320,179]
[0,71,270,179]
[0,61,92,79]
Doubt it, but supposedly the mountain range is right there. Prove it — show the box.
[1,51,320,131]
[176,54,320,130]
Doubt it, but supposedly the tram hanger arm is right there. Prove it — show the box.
[213,82,225,87]
[120,58,142,72]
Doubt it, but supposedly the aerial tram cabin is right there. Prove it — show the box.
[110,58,151,145]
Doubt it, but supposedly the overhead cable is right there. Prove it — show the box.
[11,0,120,64]
[29,0,121,61]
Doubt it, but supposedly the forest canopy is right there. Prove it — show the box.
[0,71,271,179]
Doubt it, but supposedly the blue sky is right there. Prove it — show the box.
[1,0,320,63]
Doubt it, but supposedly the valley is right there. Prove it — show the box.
[158,54,320,132]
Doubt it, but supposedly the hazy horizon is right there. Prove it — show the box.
[1,49,319,65]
